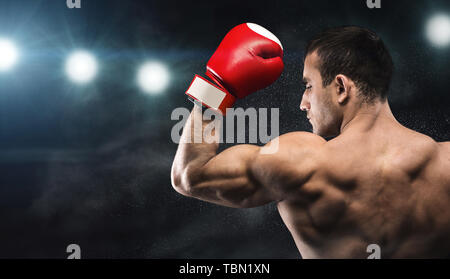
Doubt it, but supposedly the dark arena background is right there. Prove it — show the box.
[0,0,449,259]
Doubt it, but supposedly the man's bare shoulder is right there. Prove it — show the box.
[399,128,440,165]
[258,131,326,157]
[254,132,327,190]
[259,132,327,160]
[273,131,326,148]
[437,141,450,173]
[439,141,450,153]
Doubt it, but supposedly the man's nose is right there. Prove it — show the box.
[300,94,310,111]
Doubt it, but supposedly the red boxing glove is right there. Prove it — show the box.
[186,23,284,115]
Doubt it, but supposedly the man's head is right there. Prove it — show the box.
[300,26,394,137]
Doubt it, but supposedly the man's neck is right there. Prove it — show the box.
[340,100,397,134]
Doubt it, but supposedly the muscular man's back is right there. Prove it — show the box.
[171,25,450,259]
[261,118,450,258]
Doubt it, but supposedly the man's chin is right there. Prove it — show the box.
[311,123,319,135]
[312,128,323,136]
[313,126,338,138]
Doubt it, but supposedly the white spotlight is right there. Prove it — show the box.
[0,38,19,72]
[426,14,450,47]
[137,61,170,94]
[65,51,98,84]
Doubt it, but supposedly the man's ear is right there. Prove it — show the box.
[335,74,350,104]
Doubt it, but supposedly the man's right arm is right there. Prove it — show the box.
[171,127,326,208]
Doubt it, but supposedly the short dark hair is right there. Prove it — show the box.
[305,26,394,103]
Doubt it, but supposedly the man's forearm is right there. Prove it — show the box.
[171,105,221,191]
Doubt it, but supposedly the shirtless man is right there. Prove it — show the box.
[171,26,450,258]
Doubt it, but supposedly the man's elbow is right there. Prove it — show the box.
[170,164,197,197]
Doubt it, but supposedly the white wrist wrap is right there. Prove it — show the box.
[185,75,236,115]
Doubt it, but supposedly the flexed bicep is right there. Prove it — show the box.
[173,144,279,208]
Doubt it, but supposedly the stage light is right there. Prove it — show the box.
[0,38,19,72]
[426,14,450,47]
[65,51,98,84]
[137,61,170,94]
